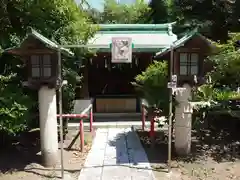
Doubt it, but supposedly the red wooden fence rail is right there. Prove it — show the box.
[57,104,93,152]
[141,100,155,140]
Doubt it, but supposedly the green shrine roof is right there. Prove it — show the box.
[87,23,178,52]
[97,23,175,31]
[155,29,214,57]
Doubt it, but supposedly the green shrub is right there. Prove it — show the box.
[132,61,169,115]
[0,74,35,136]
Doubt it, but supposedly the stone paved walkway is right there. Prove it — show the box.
[78,128,156,180]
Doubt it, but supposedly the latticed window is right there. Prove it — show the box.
[42,54,51,77]
[179,53,199,75]
[31,55,40,77]
[30,54,52,78]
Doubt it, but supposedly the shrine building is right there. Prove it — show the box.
[79,23,177,114]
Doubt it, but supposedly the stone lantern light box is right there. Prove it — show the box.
[5,28,73,89]
[27,53,58,88]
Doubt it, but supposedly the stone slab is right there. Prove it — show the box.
[101,166,132,180]
[78,167,102,180]
[126,128,156,180]
[78,127,156,180]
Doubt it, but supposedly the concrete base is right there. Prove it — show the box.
[174,126,191,155]
[38,86,58,167]
[41,150,58,167]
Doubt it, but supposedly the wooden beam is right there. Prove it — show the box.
[8,49,55,56]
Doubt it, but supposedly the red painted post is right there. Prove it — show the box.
[141,104,145,131]
[80,119,84,152]
[150,116,155,148]
[150,117,155,137]
[90,107,93,132]
[57,114,88,152]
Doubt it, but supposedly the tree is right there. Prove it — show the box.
[100,0,150,24]
[84,7,103,24]
[132,61,169,115]
[0,0,96,139]
[193,33,240,108]
[174,0,237,42]
[193,33,240,125]
[148,0,175,24]
[207,33,240,88]
[232,0,240,32]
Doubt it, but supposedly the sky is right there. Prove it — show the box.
[75,0,150,11]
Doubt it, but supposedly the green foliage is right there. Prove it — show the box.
[88,0,150,24]
[0,74,34,136]
[0,51,38,137]
[0,0,96,138]
[173,0,240,42]
[207,33,240,88]
[193,33,240,120]
[194,84,214,101]
[195,33,240,102]
[195,84,240,102]
[132,61,169,114]
[149,0,176,23]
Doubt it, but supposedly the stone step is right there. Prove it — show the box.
[94,117,141,122]
[94,112,142,118]
[67,121,161,130]
[68,113,142,123]
[94,112,142,122]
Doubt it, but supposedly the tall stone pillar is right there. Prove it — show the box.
[174,84,192,155]
[38,86,58,167]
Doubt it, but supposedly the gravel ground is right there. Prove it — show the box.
[0,129,94,180]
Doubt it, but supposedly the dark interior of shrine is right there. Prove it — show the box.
[73,52,154,113]
[88,53,153,97]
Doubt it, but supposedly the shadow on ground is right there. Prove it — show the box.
[137,114,240,166]
[187,114,240,163]
[0,131,41,174]
[107,128,168,174]
[107,130,130,164]
[0,129,94,180]
[137,130,169,168]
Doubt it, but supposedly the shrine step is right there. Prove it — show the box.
[67,113,147,129]
[93,112,142,122]
[67,121,163,130]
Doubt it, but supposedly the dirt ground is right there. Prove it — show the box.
[0,129,95,180]
[137,128,240,180]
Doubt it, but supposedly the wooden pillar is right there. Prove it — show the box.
[80,62,89,98]
[173,51,178,75]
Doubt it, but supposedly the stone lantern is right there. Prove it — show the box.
[5,28,73,167]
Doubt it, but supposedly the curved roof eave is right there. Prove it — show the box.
[155,29,216,58]
[4,28,74,57]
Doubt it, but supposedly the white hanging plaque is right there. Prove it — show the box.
[172,74,177,82]
[111,37,132,63]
